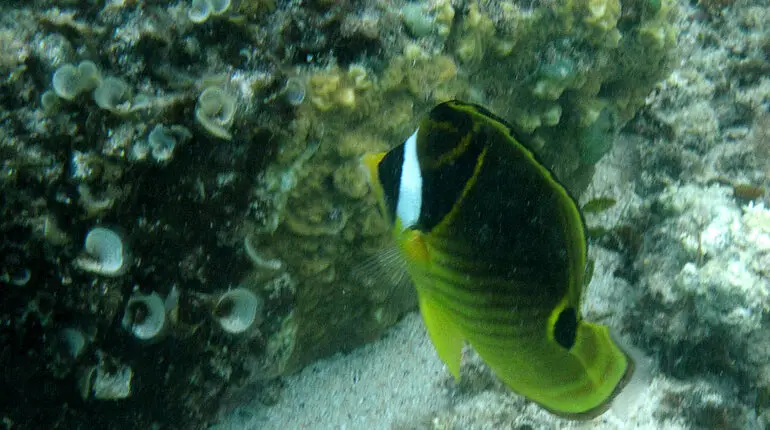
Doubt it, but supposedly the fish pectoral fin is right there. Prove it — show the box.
[419,293,464,380]
[351,244,411,291]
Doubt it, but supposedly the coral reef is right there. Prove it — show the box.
[633,184,769,408]
[0,0,692,427]
[619,0,770,427]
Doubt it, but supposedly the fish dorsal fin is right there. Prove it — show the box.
[418,292,464,380]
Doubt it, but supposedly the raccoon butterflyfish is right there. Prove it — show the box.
[361,100,634,419]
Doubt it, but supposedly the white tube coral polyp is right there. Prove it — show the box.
[74,227,127,277]
[214,288,263,334]
[122,292,167,340]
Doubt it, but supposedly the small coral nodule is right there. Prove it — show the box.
[282,77,306,107]
[146,124,193,162]
[188,0,231,23]
[122,292,167,341]
[195,87,236,140]
[73,227,128,277]
[93,77,136,114]
[41,90,61,113]
[213,287,264,334]
[59,327,89,359]
[78,361,134,400]
[52,60,102,101]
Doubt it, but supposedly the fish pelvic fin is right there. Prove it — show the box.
[418,291,464,380]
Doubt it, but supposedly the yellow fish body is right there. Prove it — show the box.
[362,100,633,418]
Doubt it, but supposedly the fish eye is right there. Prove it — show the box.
[553,307,577,350]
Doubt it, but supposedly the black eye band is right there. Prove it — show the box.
[378,141,405,222]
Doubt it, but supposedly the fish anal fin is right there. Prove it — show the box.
[463,322,632,419]
[418,293,464,380]
[573,322,632,393]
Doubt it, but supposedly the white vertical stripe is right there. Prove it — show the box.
[396,129,422,229]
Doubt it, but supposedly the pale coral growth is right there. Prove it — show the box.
[749,111,770,176]
[0,29,28,72]
[742,201,770,251]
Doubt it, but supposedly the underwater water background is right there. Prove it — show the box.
[0,0,768,429]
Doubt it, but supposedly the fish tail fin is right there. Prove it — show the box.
[418,293,464,380]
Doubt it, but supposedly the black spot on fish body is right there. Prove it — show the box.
[554,307,577,350]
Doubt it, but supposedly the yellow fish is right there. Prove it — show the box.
[362,100,634,418]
